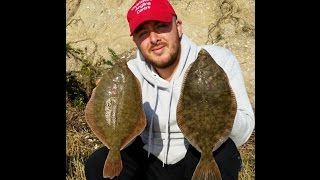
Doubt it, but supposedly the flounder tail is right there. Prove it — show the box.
[192,155,221,180]
[103,149,122,179]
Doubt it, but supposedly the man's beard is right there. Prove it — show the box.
[146,45,180,69]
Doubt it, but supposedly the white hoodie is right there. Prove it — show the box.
[127,34,255,165]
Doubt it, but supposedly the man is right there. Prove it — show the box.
[85,0,255,179]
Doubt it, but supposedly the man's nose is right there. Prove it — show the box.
[149,31,160,45]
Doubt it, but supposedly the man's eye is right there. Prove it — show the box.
[135,30,149,40]
[137,30,147,37]
[156,23,170,33]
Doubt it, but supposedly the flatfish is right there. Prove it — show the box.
[177,49,237,180]
[85,61,146,179]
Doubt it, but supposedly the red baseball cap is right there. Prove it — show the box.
[127,0,177,36]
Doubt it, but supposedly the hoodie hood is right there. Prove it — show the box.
[129,34,198,88]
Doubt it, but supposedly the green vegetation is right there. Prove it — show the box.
[66,43,119,109]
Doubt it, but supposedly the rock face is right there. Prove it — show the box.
[66,0,255,108]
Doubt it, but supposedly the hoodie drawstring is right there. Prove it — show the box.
[148,83,158,158]
[147,81,175,167]
[163,81,174,167]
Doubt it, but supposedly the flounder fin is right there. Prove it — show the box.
[84,88,96,125]
[103,149,122,179]
[84,88,111,148]
[192,156,222,180]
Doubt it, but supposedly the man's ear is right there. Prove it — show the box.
[176,19,183,38]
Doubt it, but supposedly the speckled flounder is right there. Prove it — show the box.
[85,61,146,179]
[177,49,237,180]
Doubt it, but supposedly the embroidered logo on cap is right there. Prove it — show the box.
[130,0,152,15]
